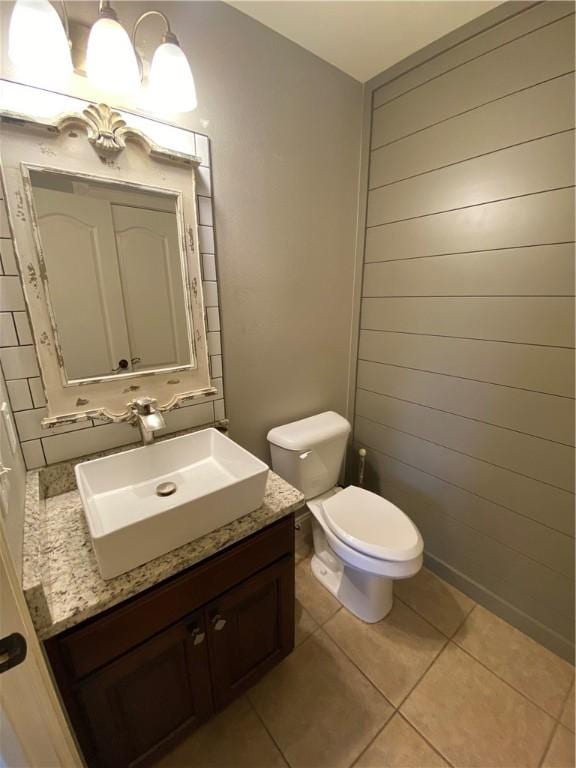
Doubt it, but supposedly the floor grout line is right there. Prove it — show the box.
[299,560,464,714]
[303,623,400,768]
[345,635,454,768]
[397,711,457,768]
[393,592,463,640]
[296,554,573,767]
[394,635,451,712]
[560,681,576,734]
[315,590,455,765]
[537,679,576,768]
[450,639,572,723]
[413,565,575,721]
[393,630,565,768]
[346,715,395,768]
[538,717,561,768]
[450,599,477,638]
[312,622,396,710]
[245,692,292,768]
[394,588,477,642]
[349,720,390,767]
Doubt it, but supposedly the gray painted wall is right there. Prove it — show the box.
[353,1,575,660]
[0,0,363,461]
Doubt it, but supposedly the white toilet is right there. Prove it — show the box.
[267,411,423,622]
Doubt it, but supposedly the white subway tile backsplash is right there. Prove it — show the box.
[195,134,210,166]
[15,407,91,442]
[196,166,212,196]
[42,421,136,464]
[0,276,25,311]
[206,306,221,332]
[15,408,48,442]
[210,354,223,378]
[198,196,213,227]
[0,346,40,379]
[207,331,221,356]
[160,401,214,434]
[198,377,222,402]
[28,377,46,408]
[21,439,46,470]
[0,201,10,238]
[13,312,33,345]
[202,254,217,281]
[214,399,226,421]
[199,226,215,254]
[0,314,18,347]
[6,379,33,411]
[202,281,218,307]
[0,240,18,275]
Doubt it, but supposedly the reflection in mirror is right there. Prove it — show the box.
[28,170,193,382]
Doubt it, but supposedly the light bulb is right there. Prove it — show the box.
[87,12,140,94]
[8,0,72,85]
[149,39,197,113]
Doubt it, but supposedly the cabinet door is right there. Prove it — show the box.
[207,556,294,709]
[77,612,212,768]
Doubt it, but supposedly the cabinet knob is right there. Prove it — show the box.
[188,626,205,646]
[212,615,227,632]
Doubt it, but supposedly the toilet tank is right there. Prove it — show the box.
[267,412,351,499]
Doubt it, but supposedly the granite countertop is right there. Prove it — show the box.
[23,462,304,640]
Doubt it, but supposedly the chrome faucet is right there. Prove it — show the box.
[130,397,166,445]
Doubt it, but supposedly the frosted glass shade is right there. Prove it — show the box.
[8,0,72,84]
[150,42,197,113]
[87,17,140,94]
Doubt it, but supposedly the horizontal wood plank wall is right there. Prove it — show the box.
[355,1,575,661]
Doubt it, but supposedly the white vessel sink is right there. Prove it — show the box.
[75,428,269,580]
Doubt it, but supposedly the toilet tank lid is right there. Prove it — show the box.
[267,411,351,451]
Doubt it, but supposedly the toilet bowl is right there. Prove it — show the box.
[267,411,423,622]
[307,485,422,622]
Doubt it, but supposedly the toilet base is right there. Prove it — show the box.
[311,552,394,623]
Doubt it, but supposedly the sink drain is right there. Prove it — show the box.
[156,481,177,497]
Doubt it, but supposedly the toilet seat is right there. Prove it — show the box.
[321,486,423,562]
[307,487,423,581]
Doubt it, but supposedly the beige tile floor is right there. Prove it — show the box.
[158,558,575,768]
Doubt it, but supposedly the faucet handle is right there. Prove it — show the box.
[130,396,159,415]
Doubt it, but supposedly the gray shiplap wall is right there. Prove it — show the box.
[354,1,575,661]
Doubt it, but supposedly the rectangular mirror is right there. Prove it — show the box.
[29,170,194,383]
[0,101,214,425]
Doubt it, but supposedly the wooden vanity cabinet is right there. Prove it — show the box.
[45,515,295,768]
[76,610,213,768]
[206,556,293,709]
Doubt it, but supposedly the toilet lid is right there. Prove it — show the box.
[322,486,422,561]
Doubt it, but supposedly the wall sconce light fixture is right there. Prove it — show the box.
[86,1,140,95]
[133,10,198,113]
[8,0,72,85]
[8,0,198,112]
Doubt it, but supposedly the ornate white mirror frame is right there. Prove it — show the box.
[0,101,215,427]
